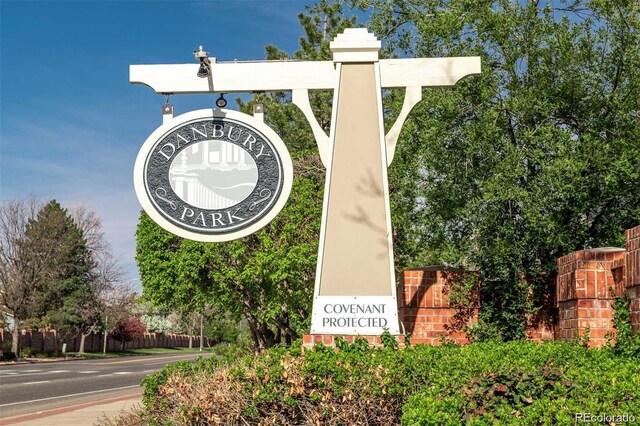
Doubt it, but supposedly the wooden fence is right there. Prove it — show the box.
[0,329,209,353]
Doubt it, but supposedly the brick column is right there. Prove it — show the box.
[625,226,640,333]
[556,248,625,347]
[398,267,477,345]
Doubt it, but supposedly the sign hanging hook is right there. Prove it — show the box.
[215,93,227,108]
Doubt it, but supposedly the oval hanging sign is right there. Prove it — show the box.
[134,109,293,242]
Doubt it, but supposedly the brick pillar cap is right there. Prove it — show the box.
[584,247,625,253]
[407,265,470,272]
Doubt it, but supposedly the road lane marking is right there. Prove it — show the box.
[97,374,113,377]
[77,370,99,374]
[22,381,50,385]
[0,369,40,374]
[113,372,132,375]
[0,370,69,378]
[0,385,140,407]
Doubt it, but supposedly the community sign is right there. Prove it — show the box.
[134,109,293,242]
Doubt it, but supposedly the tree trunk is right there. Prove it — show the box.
[103,314,108,354]
[247,320,260,349]
[260,323,275,348]
[79,333,87,354]
[188,335,193,349]
[12,321,20,355]
[199,313,204,352]
[120,339,125,352]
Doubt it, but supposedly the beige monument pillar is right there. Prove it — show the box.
[310,29,399,334]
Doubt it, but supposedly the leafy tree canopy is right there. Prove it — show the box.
[355,0,640,339]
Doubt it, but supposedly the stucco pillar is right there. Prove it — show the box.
[310,29,399,335]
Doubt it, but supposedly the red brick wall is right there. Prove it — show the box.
[625,226,640,333]
[526,310,556,342]
[398,268,478,345]
[555,248,625,346]
[302,334,405,348]
[525,277,557,342]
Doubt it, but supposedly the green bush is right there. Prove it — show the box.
[20,346,35,357]
[132,341,639,425]
[610,294,640,358]
[402,344,640,425]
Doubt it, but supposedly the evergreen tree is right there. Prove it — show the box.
[22,200,95,335]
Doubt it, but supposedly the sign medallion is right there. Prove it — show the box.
[134,109,293,242]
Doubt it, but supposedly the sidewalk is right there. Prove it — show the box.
[0,393,142,426]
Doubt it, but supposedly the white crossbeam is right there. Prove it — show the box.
[129,57,481,94]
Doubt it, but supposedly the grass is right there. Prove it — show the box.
[72,346,215,359]
[0,345,226,363]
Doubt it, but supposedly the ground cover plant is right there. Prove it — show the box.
[103,340,639,425]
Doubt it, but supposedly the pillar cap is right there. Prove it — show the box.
[330,28,381,63]
[583,247,625,253]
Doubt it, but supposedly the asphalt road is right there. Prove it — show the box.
[0,352,212,418]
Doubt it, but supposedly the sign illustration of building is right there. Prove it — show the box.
[169,140,257,210]
[131,28,480,338]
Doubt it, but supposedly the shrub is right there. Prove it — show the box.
[610,294,640,358]
[402,343,640,425]
[122,341,639,425]
[20,346,35,357]
[1,341,15,360]
[111,316,146,351]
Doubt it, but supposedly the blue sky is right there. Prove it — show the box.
[0,0,322,290]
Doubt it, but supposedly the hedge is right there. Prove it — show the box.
[106,340,639,425]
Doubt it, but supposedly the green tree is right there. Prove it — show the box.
[135,211,213,326]
[207,153,324,347]
[22,200,95,346]
[356,0,640,339]
[137,153,324,348]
